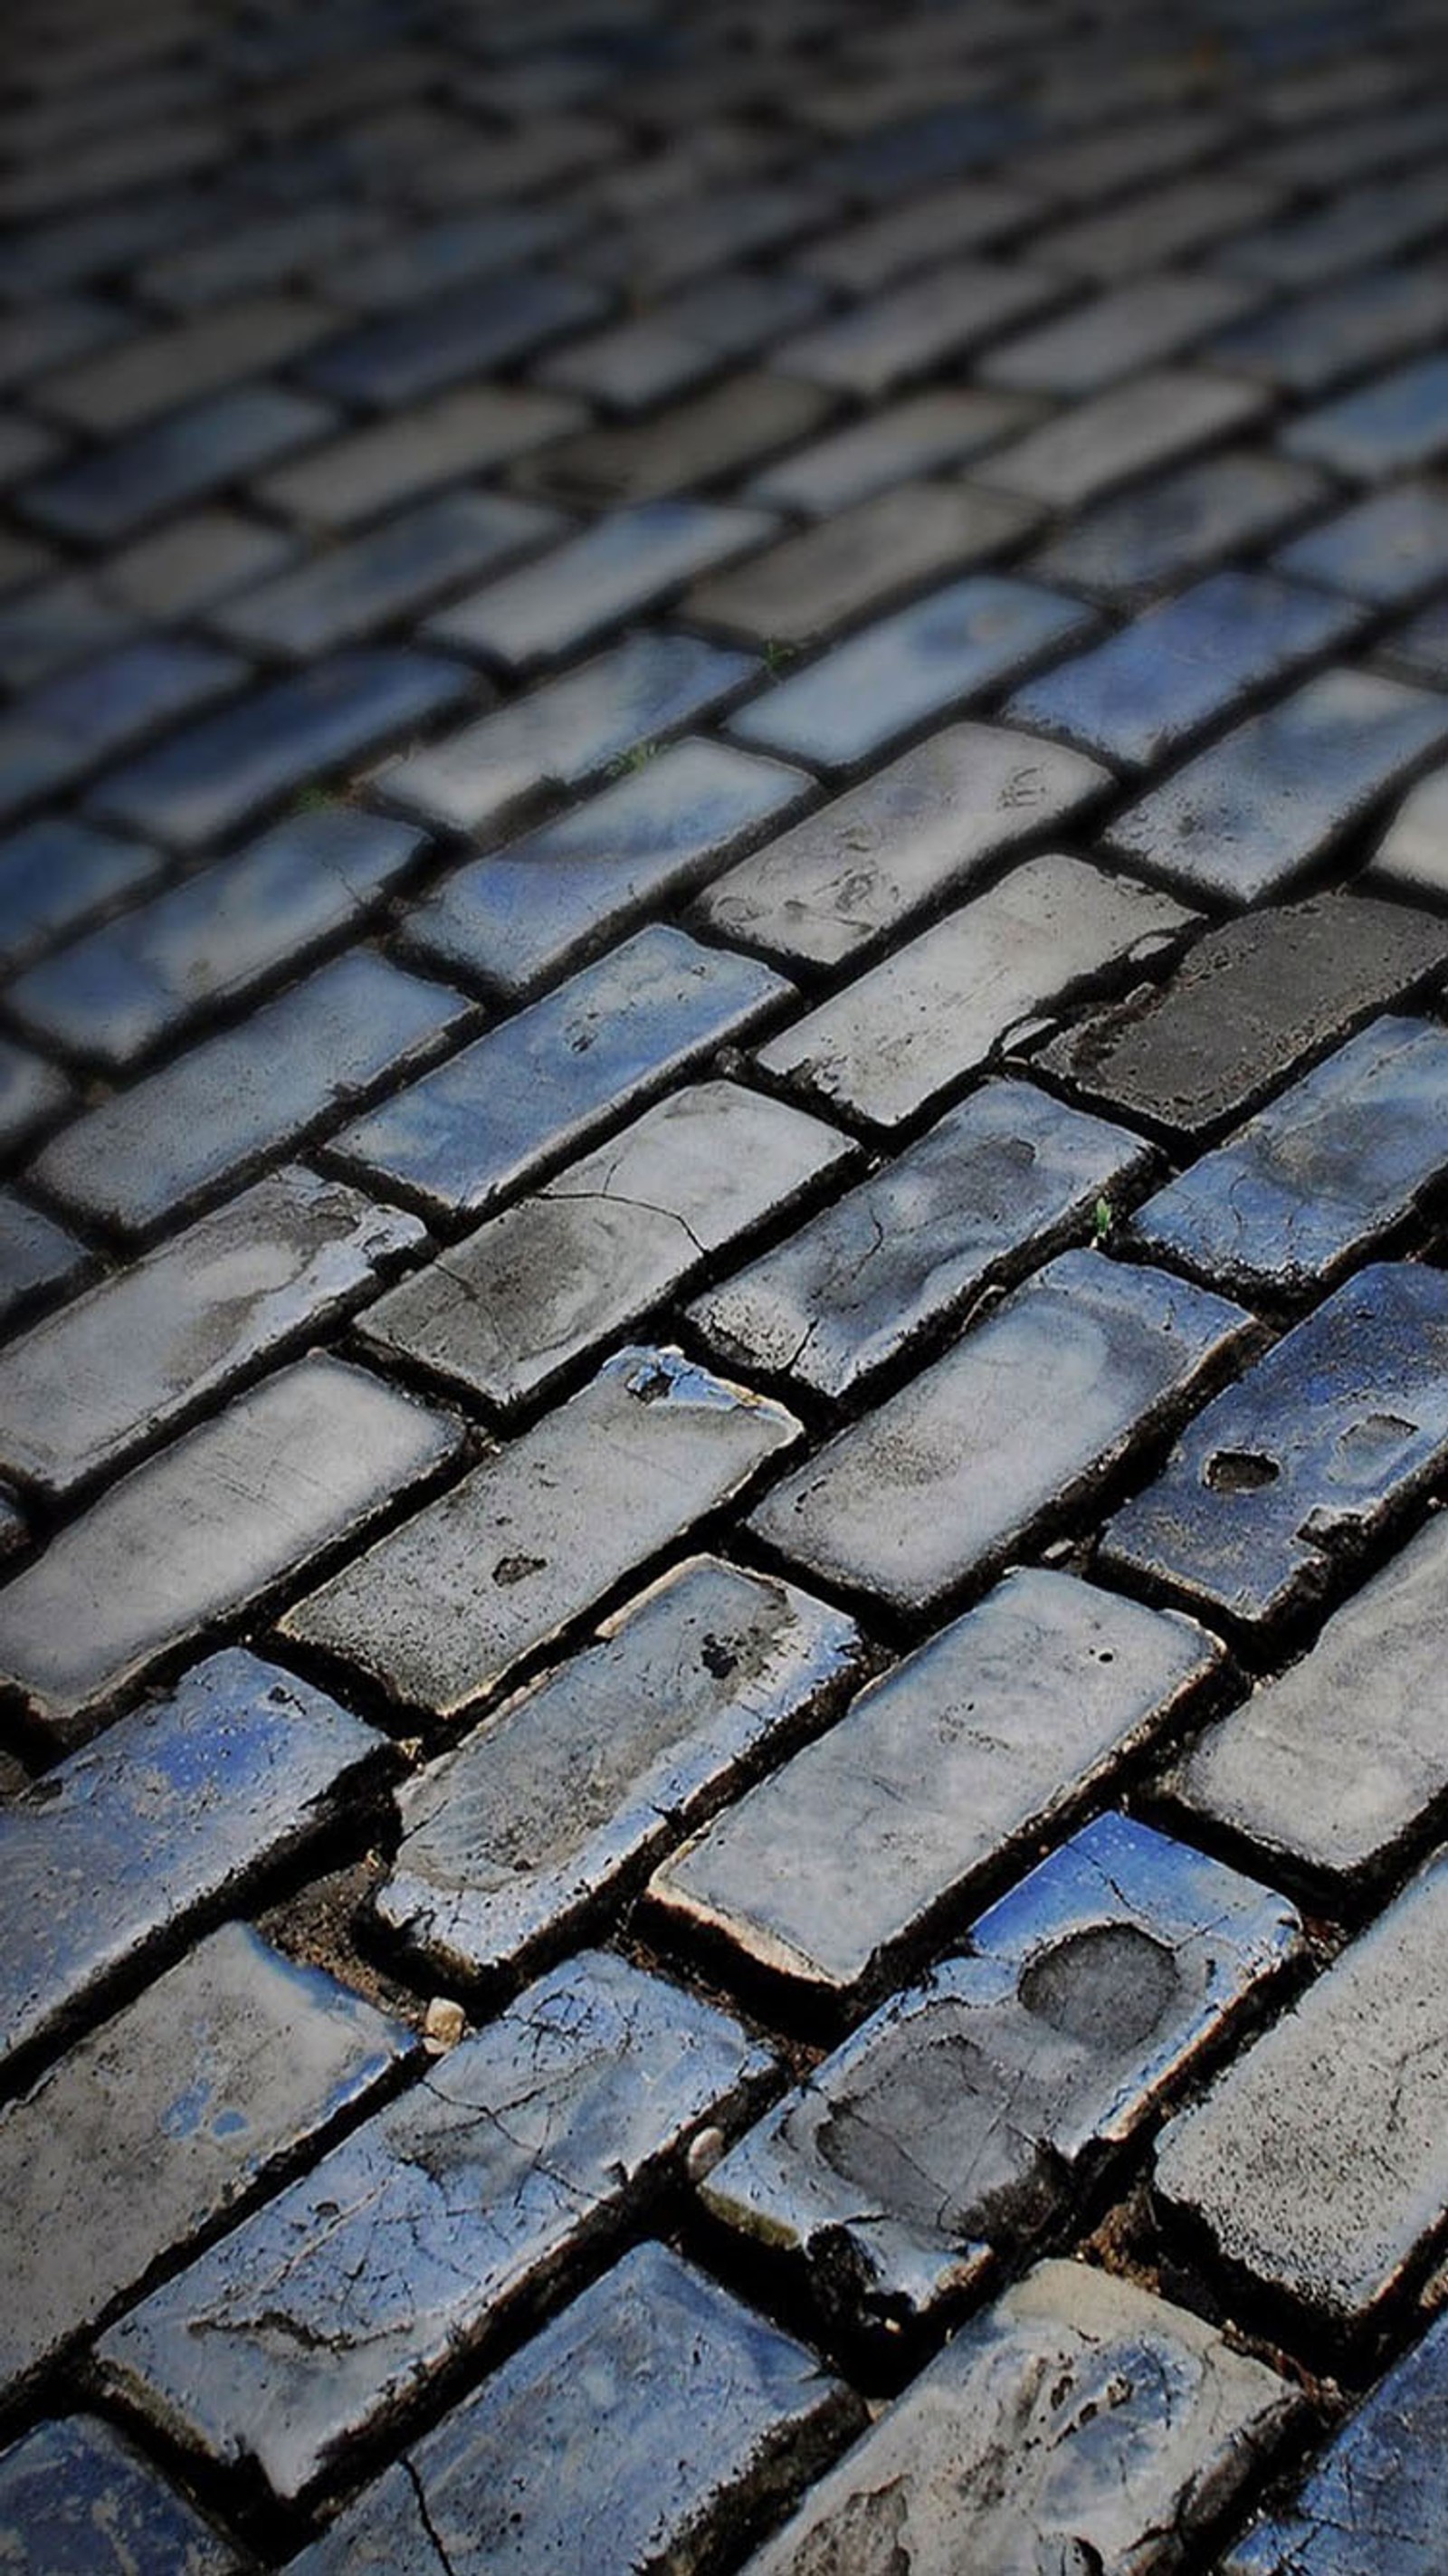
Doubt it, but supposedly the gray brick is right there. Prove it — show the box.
[1221,165,1448,291]
[90,649,472,852]
[0,638,247,825]
[33,294,335,436]
[748,1249,1250,1617]
[0,2416,240,2576]
[1377,592,1448,691]
[691,1078,1151,1402]
[534,272,828,413]
[282,1347,796,1720]
[0,118,227,223]
[292,2240,859,2576]
[406,736,807,998]
[301,270,606,408]
[1370,761,1448,901]
[32,949,470,1237]
[1032,448,1329,604]
[0,185,218,301]
[311,203,584,310]
[253,385,584,532]
[94,1951,770,2505]
[1029,173,1282,279]
[682,481,1040,651]
[427,499,776,671]
[977,367,1269,509]
[702,1813,1298,2323]
[573,178,830,293]
[728,575,1095,771]
[0,1192,86,1328]
[0,569,138,694]
[1284,353,1448,481]
[792,176,1038,291]
[0,1646,386,2069]
[10,806,426,1071]
[0,530,52,597]
[771,258,1062,396]
[417,111,622,206]
[0,1166,424,1499]
[1130,1016,1448,1296]
[1006,570,1361,770]
[0,1353,458,1740]
[700,722,1108,969]
[0,817,161,973]
[1207,262,1448,396]
[0,415,63,491]
[361,1079,849,1410]
[741,2261,1298,2573]
[1154,1844,1448,2328]
[1011,108,1233,205]
[102,508,298,622]
[208,491,562,664]
[512,372,834,508]
[136,198,393,312]
[1103,1262,1448,1631]
[0,293,129,393]
[747,388,1036,516]
[0,1041,70,1157]
[983,272,1260,396]
[376,1553,866,1986]
[1106,669,1448,903]
[0,1922,411,2402]
[376,633,753,837]
[19,385,336,545]
[1275,481,1448,608]
[757,855,1194,1129]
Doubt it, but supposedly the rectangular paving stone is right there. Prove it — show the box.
[90,649,473,853]
[282,1346,797,1720]
[1274,479,1448,607]
[0,816,162,972]
[1040,892,1448,1140]
[102,506,298,621]
[376,632,754,837]
[426,498,775,670]
[0,293,130,392]
[1032,448,1329,605]
[0,2416,240,2576]
[1034,174,1288,283]
[0,1191,86,1328]
[0,1646,387,2070]
[1105,668,1448,902]
[206,491,562,663]
[1377,593,1448,691]
[301,270,605,408]
[94,1951,771,2506]
[983,272,1260,396]
[1220,166,1448,291]
[511,372,834,509]
[253,384,584,532]
[19,384,336,545]
[405,737,808,998]
[771,257,1062,396]
[976,367,1270,509]
[810,99,1038,204]
[0,568,136,695]
[33,293,336,436]
[691,1078,1152,1403]
[315,204,584,310]
[361,1079,849,1410]
[747,388,1036,516]
[757,855,1195,1128]
[700,722,1109,970]
[0,1354,459,1740]
[575,178,829,292]
[0,1040,70,1157]
[9,806,427,1070]
[376,1553,868,1988]
[747,1251,1251,1619]
[137,197,394,311]
[1005,570,1360,770]
[1370,760,1448,900]
[1221,2305,1448,2576]
[0,1922,411,2403]
[741,2260,1299,2574]
[1130,1015,1448,1297]
[0,1166,425,1498]
[1103,1262,1448,1632]
[1284,352,1448,481]
[334,926,790,1221]
[1207,263,1448,396]
[292,2238,860,2576]
[702,1812,1299,2326]
[1153,1842,1448,2330]
[534,272,827,414]
[794,177,1037,291]
[681,481,1040,652]
[0,636,248,826]
[32,949,470,1237]
[728,575,1096,771]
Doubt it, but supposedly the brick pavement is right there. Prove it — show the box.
[3,0,1448,2564]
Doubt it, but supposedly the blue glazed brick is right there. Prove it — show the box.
[0,817,162,971]
[407,736,807,997]
[90,649,473,851]
[702,1812,1300,2333]
[333,924,792,1219]
[1130,1016,1448,1295]
[1108,668,1448,902]
[1033,449,1328,604]
[378,632,754,836]
[94,1951,771,2506]
[1283,352,1448,480]
[18,384,336,545]
[425,498,776,671]
[1222,2308,1448,2575]
[32,949,471,1236]
[0,1191,86,1326]
[1207,263,1448,396]
[0,638,246,824]
[0,2417,239,2574]
[293,2240,859,2576]
[1103,1262,1448,1628]
[302,270,606,407]
[0,1647,384,2072]
[209,491,562,663]
[10,806,425,1067]
[1273,481,1448,606]
[1006,570,1358,768]
[728,575,1095,771]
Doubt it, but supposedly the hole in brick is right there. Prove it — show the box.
[1019,1922,1180,2051]
[1205,1448,1280,1493]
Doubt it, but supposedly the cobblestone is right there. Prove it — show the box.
[1222,2306,1448,2574]
[0,2415,240,2575]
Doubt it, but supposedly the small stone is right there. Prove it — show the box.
[422,1997,466,2052]
[0,2416,241,2574]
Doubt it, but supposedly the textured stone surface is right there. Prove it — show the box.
[741,2261,1299,2575]
[1104,1262,1448,1630]
[20,384,335,543]
[978,367,1268,506]
[1154,1845,1448,2329]
[95,1951,770,2504]
[0,2416,241,2575]
[747,387,1035,515]
[651,1569,1221,1997]
[1369,760,1448,899]
[1221,2307,1448,2575]
[0,816,162,971]
[681,481,1038,650]
[1034,447,1329,603]
[702,1813,1299,2324]
[0,1189,86,1327]
[515,371,833,509]
[428,497,774,669]
[1275,479,1448,608]
[207,490,559,663]
[254,383,582,530]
